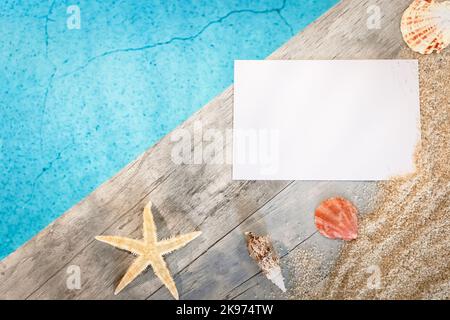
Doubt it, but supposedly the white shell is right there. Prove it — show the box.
[266,265,287,293]
[401,0,450,54]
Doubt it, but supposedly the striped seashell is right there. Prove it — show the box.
[315,197,358,241]
[401,0,450,54]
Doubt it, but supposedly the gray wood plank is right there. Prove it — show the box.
[2,85,290,299]
[271,0,408,60]
[0,0,412,299]
[30,180,289,299]
[148,181,377,299]
[228,232,343,300]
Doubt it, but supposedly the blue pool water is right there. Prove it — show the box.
[0,0,338,259]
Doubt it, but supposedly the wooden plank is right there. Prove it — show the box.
[148,181,377,299]
[271,0,408,60]
[1,86,289,299]
[30,180,290,299]
[0,0,412,299]
[228,232,342,300]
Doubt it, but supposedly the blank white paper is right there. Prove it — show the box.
[233,60,420,181]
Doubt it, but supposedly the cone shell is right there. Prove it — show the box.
[401,0,450,54]
[245,232,286,292]
[315,197,358,241]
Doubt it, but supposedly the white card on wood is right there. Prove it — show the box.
[233,60,420,180]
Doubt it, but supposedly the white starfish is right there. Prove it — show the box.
[96,201,201,299]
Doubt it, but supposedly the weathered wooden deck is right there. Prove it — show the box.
[0,0,413,299]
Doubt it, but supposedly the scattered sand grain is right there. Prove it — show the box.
[315,48,450,299]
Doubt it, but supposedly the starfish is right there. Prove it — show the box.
[95,201,201,299]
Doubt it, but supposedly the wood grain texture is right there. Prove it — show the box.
[0,0,412,299]
[148,181,377,300]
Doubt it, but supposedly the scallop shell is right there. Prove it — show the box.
[401,0,450,54]
[315,197,358,241]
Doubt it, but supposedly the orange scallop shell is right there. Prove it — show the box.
[315,197,358,241]
[401,0,450,54]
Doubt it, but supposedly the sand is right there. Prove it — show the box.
[311,48,450,299]
[286,247,334,299]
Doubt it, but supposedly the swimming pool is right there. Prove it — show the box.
[0,0,338,259]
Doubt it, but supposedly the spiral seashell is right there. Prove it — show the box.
[245,232,286,292]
